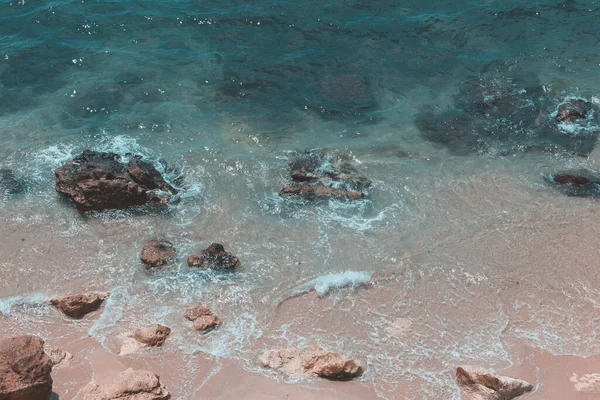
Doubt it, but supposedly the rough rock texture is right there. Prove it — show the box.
[184,305,221,331]
[547,170,600,197]
[556,99,594,123]
[0,335,53,400]
[187,243,239,270]
[48,348,73,368]
[571,373,600,393]
[133,325,171,347]
[455,366,534,400]
[260,347,363,380]
[54,151,177,211]
[51,293,109,318]
[140,239,176,269]
[83,368,170,400]
[279,184,365,200]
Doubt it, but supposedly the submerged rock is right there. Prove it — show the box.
[455,366,534,400]
[556,99,595,123]
[184,305,221,332]
[280,184,365,200]
[51,293,109,318]
[0,335,53,400]
[54,150,177,211]
[260,346,363,381]
[0,168,26,197]
[134,324,171,347]
[187,243,239,270]
[140,239,176,269]
[83,368,170,400]
[547,170,600,197]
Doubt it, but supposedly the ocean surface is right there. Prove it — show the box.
[1,1,600,399]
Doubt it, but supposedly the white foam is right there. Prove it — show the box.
[0,294,48,315]
[295,270,373,296]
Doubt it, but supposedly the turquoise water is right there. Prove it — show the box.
[2,1,600,399]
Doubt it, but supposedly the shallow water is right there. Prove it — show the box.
[2,1,600,399]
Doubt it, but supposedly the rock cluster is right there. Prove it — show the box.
[83,368,170,400]
[54,151,178,211]
[51,293,109,318]
[140,239,176,269]
[184,305,221,331]
[455,366,534,400]
[187,243,239,270]
[0,335,53,400]
[260,346,363,381]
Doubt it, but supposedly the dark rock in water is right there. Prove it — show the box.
[556,99,595,123]
[54,150,177,211]
[187,243,239,270]
[455,366,534,400]
[0,335,53,400]
[547,170,600,197]
[280,184,365,200]
[51,293,109,318]
[290,153,322,182]
[0,168,26,197]
[140,239,176,269]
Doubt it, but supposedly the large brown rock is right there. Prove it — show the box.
[260,346,363,381]
[0,335,53,400]
[140,239,176,269]
[133,325,171,347]
[51,293,109,318]
[187,243,239,270]
[83,368,169,400]
[54,151,177,211]
[279,184,365,200]
[455,366,534,400]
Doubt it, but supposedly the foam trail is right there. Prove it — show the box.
[294,271,373,296]
[0,294,48,315]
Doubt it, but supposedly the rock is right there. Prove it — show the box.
[279,184,365,200]
[260,346,363,381]
[51,293,109,318]
[571,373,600,393]
[54,150,177,211]
[133,324,171,347]
[556,99,595,123]
[0,335,53,400]
[140,239,176,269]
[184,305,221,331]
[187,243,239,270]
[83,368,170,400]
[48,348,73,368]
[547,170,600,197]
[455,366,534,400]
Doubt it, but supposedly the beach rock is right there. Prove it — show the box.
[279,184,365,200]
[455,366,534,400]
[184,305,221,331]
[133,324,171,347]
[51,293,109,318]
[0,335,53,400]
[547,170,600,197]
[187,243,239,270]
[556,99,594,123]
[48,348,73,368]
[260,346,363,380]
[140,239,176,269]
[571,373,600,393]
[82,368,170,400]
[183,305,212,321]
[54,150,176,211]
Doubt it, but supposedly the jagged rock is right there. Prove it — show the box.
[82,368,170,400]
[556,99,595,123]
[51,293,109,318]
[279,184,365,200]
[0,335,53,400]
[547,170,600,197]
[260,346,363,381]
[187,243,239,270]
[48,348,73,368]
[184,305,221,332]
[133,324,171,347]
[140,239,176,269]
[54,151,177,211]
[455,366,534,400]
[571,373,600,393]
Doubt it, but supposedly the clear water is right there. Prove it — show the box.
[2,1,600,399]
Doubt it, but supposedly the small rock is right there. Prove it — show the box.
[184,305,221,332]
[260,346,363,380]
[48,348,73,368]
[0,335,53,400]
[187,243,239,270]
[183,305,213,321]
[279,184,365,200]
[548,170,600,197]
[571,373,600,393]
[133,324,171,347]
[51,293,109,318]
[556,99,594,123]
[455,366,534,400]
[140,239,176,269]
[83,368,170,400]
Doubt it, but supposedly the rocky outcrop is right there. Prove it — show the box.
[260,346,363,381]
[133,324,171,347]
[547,170,600,197]
[455,366,534,400]
[280,184,365,200]
[556,99,595,123]
[0,335,53,400]
[54,151,178,211]
[184,305,221,332]
[187,243,239,270]
[51,293,109,318]
[83,368,170,400]
[140,239,176,269]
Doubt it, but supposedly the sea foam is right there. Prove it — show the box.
[295,270,373,296]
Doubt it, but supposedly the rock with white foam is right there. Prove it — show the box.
[455,366,534,400]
